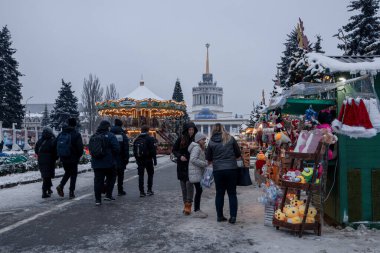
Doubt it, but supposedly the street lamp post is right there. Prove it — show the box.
[23,96,33,151]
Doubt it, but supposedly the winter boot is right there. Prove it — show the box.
[69,191,75,199]
[42,190,50,198]
[56,185,64,197]
[184,202,192,215]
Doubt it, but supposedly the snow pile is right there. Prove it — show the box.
[306,53,380,75]
[0,163,92,187]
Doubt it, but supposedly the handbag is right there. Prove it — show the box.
[237,166,252,186]
[170,153,177,163]
[201,165,214,188]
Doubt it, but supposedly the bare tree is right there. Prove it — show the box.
[81,74,103,134]
[105,83,119,101]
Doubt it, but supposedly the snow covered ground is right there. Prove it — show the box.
[0,157,379,253]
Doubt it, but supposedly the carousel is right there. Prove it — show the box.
[96,79,186,152]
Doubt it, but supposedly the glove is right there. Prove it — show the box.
[154,160,157,166]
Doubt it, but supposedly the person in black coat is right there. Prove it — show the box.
[56,118,84,199]
[35,127,58,198]
[133,125,157,197]
[91,120,120,205]
[206,123,241,224]
[110,119,130,196]
[172,121,198,215]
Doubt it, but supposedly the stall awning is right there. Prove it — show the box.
[281,98,336,115]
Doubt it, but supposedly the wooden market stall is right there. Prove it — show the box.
[268,54,380,228]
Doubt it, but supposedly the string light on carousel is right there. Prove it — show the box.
[96,78,186,140]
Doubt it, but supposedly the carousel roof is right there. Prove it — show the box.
[125,80,163,101]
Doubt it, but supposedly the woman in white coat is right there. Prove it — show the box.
[188,132,208,218]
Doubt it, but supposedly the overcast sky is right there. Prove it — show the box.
[0,0,352,116]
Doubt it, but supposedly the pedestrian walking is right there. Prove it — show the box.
[90,120,120,205]
[206,123,241,224]
[188,132,208,218]
[34,127,57,198]
[133,125,157,197]
[56,118,84,199]
[110,119,130,196]
[172,122,197,215]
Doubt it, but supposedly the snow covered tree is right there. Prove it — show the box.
[81,74,103,134]
[276,28,299,87]
[337,0,380,55]
[0,26,24,128]
[286,19,312,86]
[314,35,325,53]
[249,101,258,127]
[105,83,119,101]
[50,79,79,130]
[41,104,50,127]
[172,78,184,102]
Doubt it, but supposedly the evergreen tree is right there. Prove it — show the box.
[314,35,325,53]
[172,78,184,102]
[337,0,380,55]
[276,28,299,87]
[0,26,24,128]
[41,104,50,127]
[249,101,257,127]
[50,79,79,130]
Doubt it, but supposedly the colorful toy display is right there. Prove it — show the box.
[274,197,317,224]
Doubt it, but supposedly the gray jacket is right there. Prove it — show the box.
[206,133,241,172]
[188,142,207,183]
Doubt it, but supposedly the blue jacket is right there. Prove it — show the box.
[91,128,120,170]
[110,126,130,168]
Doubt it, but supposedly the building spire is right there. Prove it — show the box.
[205,43,210,74]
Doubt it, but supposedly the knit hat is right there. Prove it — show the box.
[68,118,77,127]
[97,120,111,131]
[114,118,123,127]
[194,132,206,143]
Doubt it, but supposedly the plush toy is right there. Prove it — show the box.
[275,132,291,146]
[255,151,266,175]
[295,175,306,184]
[306,206,317,223]
[301,167,314,183]
[283,204,292,214]
[274,209,286,221]
[285,206,301,224]
[290,198,305,208]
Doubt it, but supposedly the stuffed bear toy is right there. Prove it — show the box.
[285,206,301,224]
[274,209,286,221]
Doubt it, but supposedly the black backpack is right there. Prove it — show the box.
[57,132,72,158]
[89,133,107,158]
[133,135,148,158]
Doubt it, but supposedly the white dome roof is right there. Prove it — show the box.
[125,81,164,101]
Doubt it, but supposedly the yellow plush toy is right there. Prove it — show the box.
[283,204,292,214]
[290,197,305,208]
[295,175,306,184]
[306,206,317,223]
[285,206,301,224]
[298,204,306,218]
[274,209,286,221]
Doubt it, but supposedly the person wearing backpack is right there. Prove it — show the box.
[110,119,130,196]
[90,120,120,205]
[56,118,84,199]
[35,127,58,198]
[133,125,157,197]
[172,122,197,215]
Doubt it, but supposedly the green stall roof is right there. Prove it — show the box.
[281,98,336,115]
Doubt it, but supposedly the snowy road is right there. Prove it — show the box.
[0,156,380,253]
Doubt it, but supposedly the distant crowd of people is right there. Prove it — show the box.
[35,119,241,223]
[35,118,156,205]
